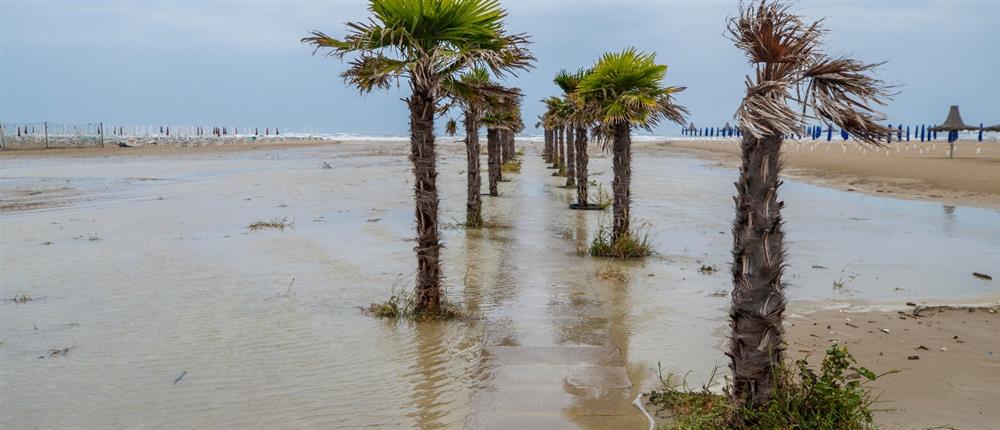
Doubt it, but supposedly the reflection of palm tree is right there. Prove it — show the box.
[406,322,451,430]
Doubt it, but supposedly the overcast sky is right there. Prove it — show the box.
[2,0,998,135]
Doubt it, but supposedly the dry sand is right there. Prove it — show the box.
[651,139,1000,209]
[786,303,1000,430]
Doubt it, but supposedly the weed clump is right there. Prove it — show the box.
[12,293,33,304]
[501,159,522,173]
[589,223,653,259]
[366,286,462,321]
[648,346,890,430]
[248,217,293,232]
[593,184,613,210]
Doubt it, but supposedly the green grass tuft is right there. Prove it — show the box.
[501,159,522,173]
[589,222,653,259]
[593,184,612,209]
[366,285,462,321]
[649,345,892,430]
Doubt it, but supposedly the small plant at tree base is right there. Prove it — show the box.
[501,159,522,173]
[589,222,653,259]
[648,345,892,430]
[593,183,612,209]
[366,284,461,321]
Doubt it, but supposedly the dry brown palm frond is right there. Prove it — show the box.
[729,0,892,144]
[801,57,894,144]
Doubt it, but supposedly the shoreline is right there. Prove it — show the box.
[647,139,1000,209]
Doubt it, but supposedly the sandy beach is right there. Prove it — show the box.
[786,304,1000,430]
[652,139,1000,209]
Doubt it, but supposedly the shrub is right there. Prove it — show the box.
[648,345,890,430]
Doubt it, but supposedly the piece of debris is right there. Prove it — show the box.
[811,265,828,270]
[972,272,993,281]
[321,162,333,169]
[880,328,890,333]
[906,302,917,306]
[907,355,920,360]
[916,345,929,351]
[248,218,293,232]
[173,371,187,385]
[698,264,718,275]
[939,347,948,352]
[12,293,32,304]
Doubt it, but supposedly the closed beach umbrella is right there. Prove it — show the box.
[841,129,849,141]
[906,125,910,141]
[978,124,983,142]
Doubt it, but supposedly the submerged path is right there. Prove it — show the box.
[462,147,648,429]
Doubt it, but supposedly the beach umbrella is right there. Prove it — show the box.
[906,125,910,141]
[826,126,832,141]
[920,124,925,141]
[276,128,280,135]
[897,124,902,141]
[687,123,696,137]
[978,124,983,142]
[840,129,849,141]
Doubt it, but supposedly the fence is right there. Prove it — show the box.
[0,122,303,150]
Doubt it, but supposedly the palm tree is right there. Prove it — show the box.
[482,89,522,196]
[555,68,594,205]
[554,70,582,188]
[543,96,571,173]
[302,0,532,314]
[442,68,516,227]
[725,0,891,409]
[576,48,687,245]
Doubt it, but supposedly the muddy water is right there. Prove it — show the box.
[1,140,998,429]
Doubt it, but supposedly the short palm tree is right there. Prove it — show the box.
[542,96,571,173]
[554,70,581,188]
[302,0,532,314]
[482,90,522,196]
[555,68,594,205]
[576,48,687,248]
[442,68,516,227]
[725,0,891,410]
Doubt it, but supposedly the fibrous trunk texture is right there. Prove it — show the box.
[542,128,552,163]
[611,123,632,242]
[554,127,564,170]
[565,124,576,187]
[575,127,589,205]
[729,133,786,408]
[464,114,482,226]
[407,87,441,314]
[487,128,500,196]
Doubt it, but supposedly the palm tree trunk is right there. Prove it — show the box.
[565,123,576,187]
[553,127,562,169]
[542,127,552,163]
[464,114,482,226]
[729,133,786,408]
[575,127,589,205]
[407,88,441,314]
[611,122,631,242]
[487,128,500,196]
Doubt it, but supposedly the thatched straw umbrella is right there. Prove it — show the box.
[930,105,980,158]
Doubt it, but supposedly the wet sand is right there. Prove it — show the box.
[2,139,999,428]
[786,304,1000,430]
[653,139,1000,209]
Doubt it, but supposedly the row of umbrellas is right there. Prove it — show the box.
[684,106,999,143]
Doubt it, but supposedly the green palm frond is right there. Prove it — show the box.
[576,47,688,141]
[303,0,534,95]
[445,118,458,136]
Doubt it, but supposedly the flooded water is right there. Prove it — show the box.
[2,140,998,429]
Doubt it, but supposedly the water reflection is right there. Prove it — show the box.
[943,205,956,236]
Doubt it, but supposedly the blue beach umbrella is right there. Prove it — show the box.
[841,129,849,141]
[978,124,983,142]
[906,125,910,141]
[920,124,925,141]
[826,126,833,141]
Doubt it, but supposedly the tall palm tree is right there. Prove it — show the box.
[442,68,516,227]
[576,48,687,244]
[302,0,532,314]
[725,0,891,409]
